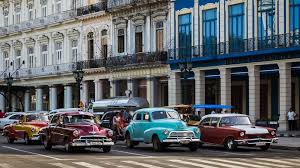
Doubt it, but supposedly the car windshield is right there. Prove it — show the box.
[26,114,49,122]
[152,111,180,120]
[63,115,95,124]
[220,116,251,126]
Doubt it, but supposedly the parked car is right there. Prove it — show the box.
[124,108,200,152]
[3,113,49,144]
[0,113,25,131]
[198,114,278,151]
[39,111,114,152]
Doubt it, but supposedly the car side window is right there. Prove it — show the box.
[211,117,219,127]
[9,114,21,120]
[142,112,150,121]
[51,115,59,124]
[200,117,210,126]
[103,113,112,120]
[135,113,142,121]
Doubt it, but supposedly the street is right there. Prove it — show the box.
[0,136,300,168]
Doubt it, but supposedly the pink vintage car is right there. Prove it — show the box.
[198,114,278,151]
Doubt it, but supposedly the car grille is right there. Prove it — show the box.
[247,134,267,139]
[77,135,109,142]
[168,131,195,139]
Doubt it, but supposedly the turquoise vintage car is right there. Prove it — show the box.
[124,108,201,152]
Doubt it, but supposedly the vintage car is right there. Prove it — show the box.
[39,111,114,152]
[198,114,278,151]
[3,113,49,144]
[124,108,200,152]
[0,113,25,131]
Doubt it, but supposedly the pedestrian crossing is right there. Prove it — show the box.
[2,157,300,168]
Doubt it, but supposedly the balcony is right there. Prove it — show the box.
[77,2,107,17]
[0,10,77,36]
[107,0,164,10]
[169,32,300,66]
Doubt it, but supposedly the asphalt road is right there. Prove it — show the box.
[0,136,300,168]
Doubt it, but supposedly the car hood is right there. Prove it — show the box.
[65,123,107,136]
[153,119,188,130]
[24,122,48,128]
[230,125,269,134]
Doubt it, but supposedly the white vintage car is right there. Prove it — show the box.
[0,113,25,131]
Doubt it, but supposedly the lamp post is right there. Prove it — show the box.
[73,68,84,108]
[4,73,13,112]
[179,61,193,105]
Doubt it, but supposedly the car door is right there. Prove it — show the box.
[49,115,61,144]
[139,112,152,141]
[131,112,142,141]
[207,117,221,144]
[199,117,211,142]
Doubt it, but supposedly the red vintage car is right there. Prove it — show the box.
[198,114,278,151]
[39,111,114,152]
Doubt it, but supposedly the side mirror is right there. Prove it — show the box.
[144,114,150,121]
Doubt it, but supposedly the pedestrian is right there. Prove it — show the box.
[211,110,216,114]
[0,110,4,118]
[287,108,297,131]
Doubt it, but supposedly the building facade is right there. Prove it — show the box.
[169,0,300,131]
[0,0,170,112]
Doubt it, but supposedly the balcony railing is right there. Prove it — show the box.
[0,10,77,36]
[169,32,300,61]
[77,2,107,16]
[107,0,162,9]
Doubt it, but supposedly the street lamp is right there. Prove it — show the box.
[4,73,13,112]
[179,61,193,105]
[73,69,84,108]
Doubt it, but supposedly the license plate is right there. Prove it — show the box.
[180,140,190,144]
[256,142,266,146]
[90,142,101,145]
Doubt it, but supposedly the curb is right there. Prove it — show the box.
[276,134,300,137]
[271,145,300,151]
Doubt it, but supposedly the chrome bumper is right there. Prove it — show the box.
[235,138,278,145]
[30,134,40,141]
[71,138,114,147]
[163,138,200,143]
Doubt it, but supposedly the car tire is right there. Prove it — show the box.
[6,136,14,144]
[152,135,164,152]
[225,137,237,151]
[65,143,74,153]
[43,136,52,150]
[198,142,204,148]
[260,144,270,151]
[24,134,31,145]
[125,133,134,148]
[102,146,111,153]
[188,142,198,152]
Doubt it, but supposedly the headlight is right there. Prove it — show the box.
[31,127,35,132]
[195,128,200,134]
[270,131,276,136]
[163,129,169,135]
[73,130,79,137]
[239,132,245,137]
[107,130,113,137]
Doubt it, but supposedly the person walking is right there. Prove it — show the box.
[0,110,4,118]
[287,108,297,131]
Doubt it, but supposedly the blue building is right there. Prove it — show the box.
[168,0,300,131]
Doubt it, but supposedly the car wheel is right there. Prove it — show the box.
[6,136,14,144]
[260,144,270,151]
[43,136,52,150]
[198,142,204,148]
[24,134,31,145]
[225,138,237,151]
[188,142,198,152]
[152,135,164,152]
[102,146,111,153]
[125,133,134,148]
[65,143,74,153]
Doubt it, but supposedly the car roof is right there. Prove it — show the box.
[50,108,82,113]
[135,108,177,113]
[201,113,248,120]
[55,111,93,116]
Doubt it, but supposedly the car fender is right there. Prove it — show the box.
[144,127,173,143]
[124,124,134,137]
[185,126,201,139]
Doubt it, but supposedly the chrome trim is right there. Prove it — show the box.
[234,138,278,145]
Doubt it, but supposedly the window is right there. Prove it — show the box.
[258,0,275,49]
[51,115,59,124]
[55,41,63,64]
[118,29,125,53]
[3,51,9,69]
[87,32,94,59]
[156,21,164,51]
[200,117,211,126]
[135,113,142,121]
[151,111,180,120]
[71,40,78,62]
[203,9,217,56]
[41,44,48,66]
[28,47,35,68]
[15,49,21,69]
[55,0,62,13]
[71,0,77,9]
[4,15,9,27]
[101,29,108,36]
[178,14,192,58]
[42,5,47,17]
[229,3,244,52]
[290,0,300,32]
[15,12,21,24]
[142,112,149,120]
[211,117,219,127]
[28,3,34,20]
[135,26,143,53]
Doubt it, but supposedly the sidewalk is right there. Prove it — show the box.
[276,130,300,137]
[271,137,300,151]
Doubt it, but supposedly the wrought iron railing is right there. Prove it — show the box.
[77,2,107,16]
[169,32,300,61]
[107,0,163,9]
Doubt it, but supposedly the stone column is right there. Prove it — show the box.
[0,92,5,112]
[248,65,260,122]
[220,68,231,112]
[127,78,137,98]
[81,81,89,104]
[278,62,292,131]
[64,85,73,108]
[24,90,31,112]
[168,72,181,105]
[49,86,57,110]
[110,79,118,98]
[36,87,43,111]
[94,79,103,101]
[147,77,157,107]
[295,77,300,121]
[145,15,151,52]
[195,70,205,116]
[11,95,17,112]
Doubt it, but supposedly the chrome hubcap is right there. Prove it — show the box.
[227,140,233,149]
